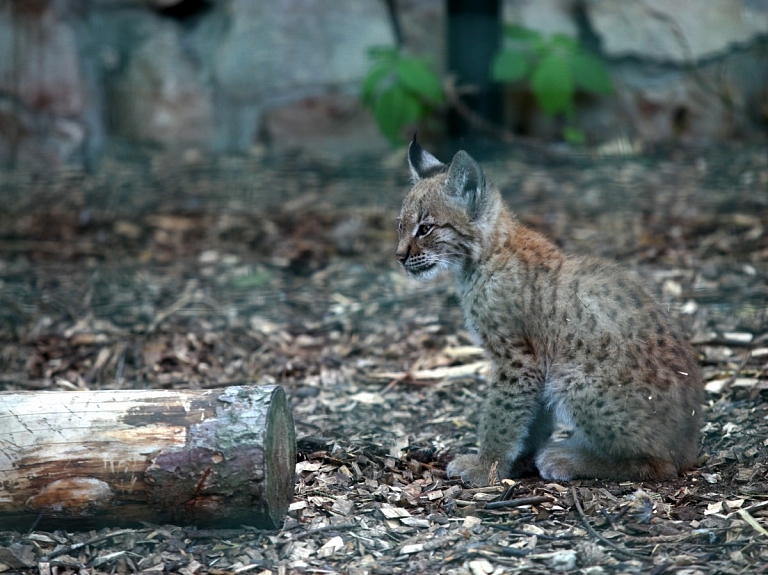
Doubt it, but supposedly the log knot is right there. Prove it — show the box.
[27,477,114,516]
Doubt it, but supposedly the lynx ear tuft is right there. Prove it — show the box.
[445,150,487,219]
[408,134,445,181]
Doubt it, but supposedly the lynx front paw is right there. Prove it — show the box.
[446,454,498,485]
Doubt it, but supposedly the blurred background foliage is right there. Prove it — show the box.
[490,25,612,144]
[362,22,614,147]
[0,0,767,168]
[361,47,444,145]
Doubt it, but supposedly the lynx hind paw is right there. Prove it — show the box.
[537,443,680,481]
[446,454,498,485]
[534,445,580,481]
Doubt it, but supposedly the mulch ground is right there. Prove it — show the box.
[0,143,767,574]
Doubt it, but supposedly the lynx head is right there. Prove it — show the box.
[395,137,500,279]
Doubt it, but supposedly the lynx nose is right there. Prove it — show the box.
[395,247,409,263]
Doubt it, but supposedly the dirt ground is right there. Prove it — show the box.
[0,143,767,574]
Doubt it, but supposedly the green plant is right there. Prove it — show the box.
[491,25,612,144]
[361,47,444,145]
[231,270,272,289]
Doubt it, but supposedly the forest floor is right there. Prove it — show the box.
[0,143,767,574]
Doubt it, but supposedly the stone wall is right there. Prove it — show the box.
[0,0,397,168]
[0,0,766,168]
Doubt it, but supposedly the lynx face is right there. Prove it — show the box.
[396,178,469,280]
[395,141,494,280]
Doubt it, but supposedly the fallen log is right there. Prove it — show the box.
[0,385,296,531]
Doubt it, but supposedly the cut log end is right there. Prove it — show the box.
[0,385,297,530]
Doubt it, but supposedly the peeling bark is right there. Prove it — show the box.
[0,385,296,530]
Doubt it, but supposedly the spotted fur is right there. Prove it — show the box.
[396,140,704,483]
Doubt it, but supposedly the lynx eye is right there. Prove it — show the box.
[397,220,403,234]
[416,223,434,237]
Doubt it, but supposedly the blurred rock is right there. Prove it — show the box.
[260,93,389,157]
[0,2,85,117]
[603,40,768,143]
[502,0,768,144]
[109,16,214,147]
[149,0,189,7]
[0,98,86,168]
[399,0,447,74]
[503,0,578,38]
[212,0,395,151]
[585,0,768,63]
[0,1,89,166]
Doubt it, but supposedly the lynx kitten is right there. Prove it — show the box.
[396,139,704,483]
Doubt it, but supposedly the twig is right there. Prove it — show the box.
[371,361,489,382]
[147,290,194,333]
[442,76,559,157]
[485,496,554,510]
[744,500,768,515]
[487,544,530,557]
[600,504,631,528]
[570,486,649,561]
[724,351,752,389]
[490,524,576,540]
[498,482,517,503]
[738,508,768,539]
[650,561,674,575]
[147,286,225,333]
[114,342,126,384]
[43,528,152,560]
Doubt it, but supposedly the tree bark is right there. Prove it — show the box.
[0,385,296,531]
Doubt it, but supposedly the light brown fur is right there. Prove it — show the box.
[397,140,704,483]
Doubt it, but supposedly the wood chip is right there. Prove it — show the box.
[380,505,410,519]
[443,346,484,359]
[705,379,728,394]
[370,361,489,381]
[317,536,344,558]
[469,559,495,575]
[723,332,754,344]
[399,517,430,528]
[731,378,760,388]
[705,502,724,515]
[331,498,354,516]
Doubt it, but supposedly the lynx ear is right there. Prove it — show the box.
[408,135,445,181]
[445,150,487,219]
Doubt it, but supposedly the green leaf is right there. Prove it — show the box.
[571,51,612,94]
[531,52,574,116]
[373,85,423,145]
[562,126,586,145]
[550,33,579,52]
[232,270,273,289]
[360,63,392,105]
[503,24,541,42]
[530,34,550,57]
[395,58,443,104]
[491,50,529,83]
[367,45,398,63]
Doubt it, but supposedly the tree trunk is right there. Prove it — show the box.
[446,0,502,141]
[0,385,296,531]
